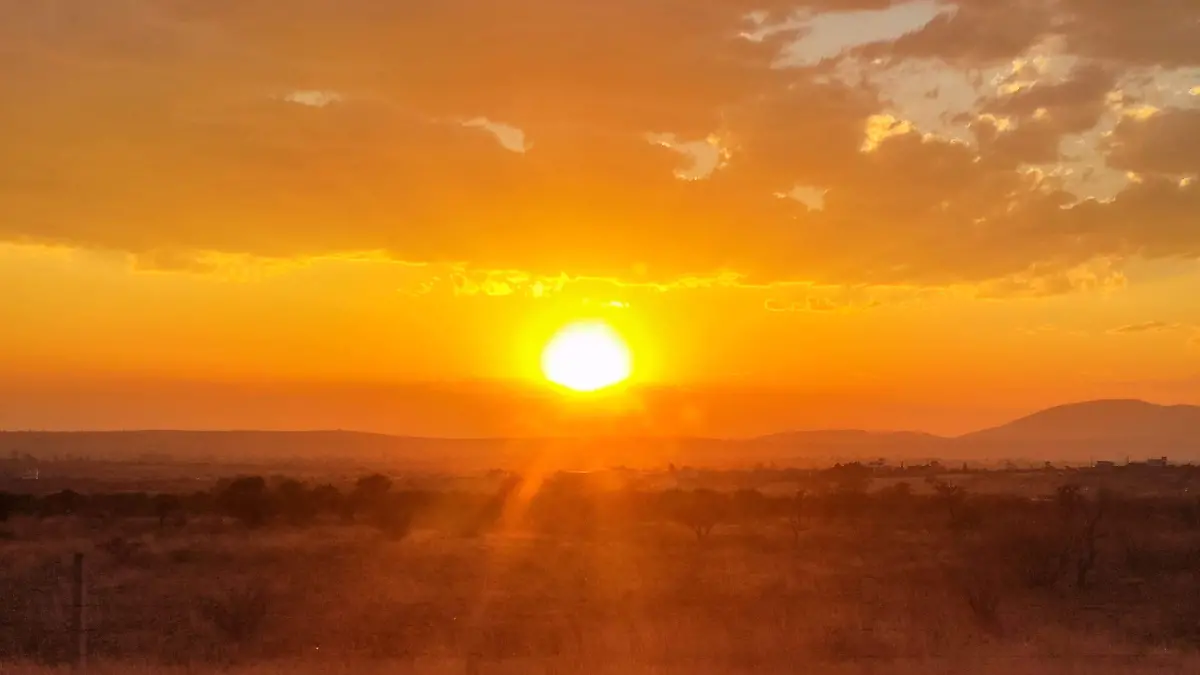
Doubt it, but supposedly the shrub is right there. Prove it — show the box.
[0,492,17,523]
[201,586,271,646]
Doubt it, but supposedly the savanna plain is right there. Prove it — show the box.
[5,464,1200,674]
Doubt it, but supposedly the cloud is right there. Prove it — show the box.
[281,90,343,108]
[462,118,529,153]
[1058,1,1200,68]
[1108,321,1181,334]
[646,133,731,180]
[1107,109,1200,176]
[767,1,950,67]
[1,0,1199,296]
[874,1,1060,66]
[776,185,829,211]
[975,262,1127,299]
[130,249,221,274]
[975,63,1117,163]
[860,114,915,152]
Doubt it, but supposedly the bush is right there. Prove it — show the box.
[201,586,271,646]
[0,492,17,523]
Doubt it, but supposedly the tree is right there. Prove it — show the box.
[375,492,419,540]
[275,480,318,527]
[42,489,86,517]
[310,483,343,517]
[0,492,17,523]
[219,476,272,528]
[1073,489,1110,590]
[351,474,423,538]
[460,477,519,537]
[1010,484,1109,591]
[152,493,184,529]
[670,489,725,541]
[829,463,872,495]
[930,479,976,532]
[732,488,769,523]
[349,474,392,519]
[785,490,809,544]
[1055,484,1085,522]
[355,474,393,502]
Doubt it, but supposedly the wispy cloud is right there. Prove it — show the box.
[646,133,730,180]
[462,118,529,153]
[775,185,828,212]
[1109,321,1182,334]
[280,90,343,108]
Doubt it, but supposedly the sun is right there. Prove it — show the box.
[541,320,632,392]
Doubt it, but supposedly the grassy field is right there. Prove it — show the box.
[4,472,1200,672]
[5,657,1200,675]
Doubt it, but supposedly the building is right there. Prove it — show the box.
[1128,457,1170,469]
[1094,460,1116,469]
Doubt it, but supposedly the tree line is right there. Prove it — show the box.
[4,469,1200,547]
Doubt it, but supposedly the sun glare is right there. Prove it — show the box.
[541,320,632,392]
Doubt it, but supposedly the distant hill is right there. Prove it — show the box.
[0,431,791,470]
[957,400,1200,461]
[0,430,506,469]
[961,400,1200,441]
[0,429,947,470]
[752,429,951,462]
[4,399,1200,468]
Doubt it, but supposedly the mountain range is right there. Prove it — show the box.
[1,399,1196,469]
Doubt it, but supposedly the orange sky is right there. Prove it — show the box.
[2,1,1200,436]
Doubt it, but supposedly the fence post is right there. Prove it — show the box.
[71,552,87,670]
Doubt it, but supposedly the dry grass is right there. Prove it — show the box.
[6,655,1200,675]
[3,493,1200,672]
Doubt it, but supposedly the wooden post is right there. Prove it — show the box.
[71,552,87,670]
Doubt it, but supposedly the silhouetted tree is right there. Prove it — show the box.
[930,479,978,532]
[348,474,393,521]
[349,474,425,538]
[1175,495,1200,529]
[1073,489,1110,590]
[310,483,343,517]
[153,493,184,528]
[786,489,809,544]
[374,492,422,540]
[41,489,86,517]
[732,488,769,522]
[829,463,872,494]
[1055,484,1085,522]
[219,476,272,528]
[887,481,913,499]
[669,489,726,541]
[0,492,16,523]
[822,463,872,519]
[276,479,318,527]
[355,474,393,502]
[1007,484,1109,591]
[201,586,270,651]
[459,477,520,537]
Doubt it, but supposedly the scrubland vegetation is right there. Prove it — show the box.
[5,464,1200,673]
